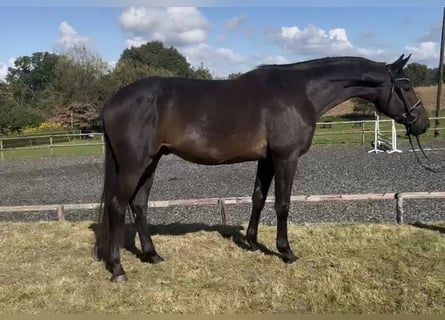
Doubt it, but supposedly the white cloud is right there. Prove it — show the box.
[126,36,148,48]
[356,48,385,56]
[271,24,386,59]
[118,7,250,77]
[261,55,289,65]
[0,64,8,82]
[181,44,245,77]
[56,21,91,51]
[250,54,289,66]
[273,25,353,55]
[405,41,440,66]
[226,15,246,31]
[120,7,209,48]
[0,58,15,82]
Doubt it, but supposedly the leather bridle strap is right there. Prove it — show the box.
[385,75,422,125]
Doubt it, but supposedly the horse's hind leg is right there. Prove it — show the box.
[107,169,144,282]
[246,158,274,250]
[129,155,163,264]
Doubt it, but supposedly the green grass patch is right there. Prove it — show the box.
[1,138,103,160]
[0,221,443,314]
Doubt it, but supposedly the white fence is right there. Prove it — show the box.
[1,191,444,225]
[0,132,104,161]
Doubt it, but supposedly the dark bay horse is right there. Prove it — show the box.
[96,54,429,282]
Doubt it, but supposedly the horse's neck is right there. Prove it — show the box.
[305,63,384,120]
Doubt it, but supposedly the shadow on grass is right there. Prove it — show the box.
[409,221,445,234]
[89,222,281,262]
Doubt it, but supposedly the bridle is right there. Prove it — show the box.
[383,69,443,173]
[385,73,422,126]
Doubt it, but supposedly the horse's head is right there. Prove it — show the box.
[374,54,429,136]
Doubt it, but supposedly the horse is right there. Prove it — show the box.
[95,54,429,282]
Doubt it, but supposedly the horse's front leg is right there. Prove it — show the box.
[273,155,299,263]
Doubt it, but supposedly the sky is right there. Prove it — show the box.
[0,1,443,80]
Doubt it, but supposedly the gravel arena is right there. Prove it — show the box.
[1,142,445,225]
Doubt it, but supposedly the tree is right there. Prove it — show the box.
[45,45,110,130]
[103,60,175,93]
[51,45,108,104]
[405,63,432,87]
[48,102,99,130]
[430,67,445,84]
[119,41,195,78]
[0,82,44,134]
[352,98,375,116]
[6,52,59,108]
[227,72,243,79]
[190,63,213,80]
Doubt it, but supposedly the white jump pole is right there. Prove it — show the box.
[368,113,402,154]
[387,119,402,153]
[368,112,383,153]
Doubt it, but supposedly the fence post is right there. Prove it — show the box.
[361,121,365,145]
[0,140,3,162]
[50,136,54,156]
[101,134,105,154]
[57,205,66,221]
[395,193,404,224]
[219,198,227,225]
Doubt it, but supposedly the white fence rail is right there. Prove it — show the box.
[1,191,444,225]
[1,117,445,161]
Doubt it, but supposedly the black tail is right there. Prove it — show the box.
[95,124,119,262]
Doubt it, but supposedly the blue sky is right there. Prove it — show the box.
[0,4,443,79]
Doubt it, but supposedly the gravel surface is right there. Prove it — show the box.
[1,141,445,225]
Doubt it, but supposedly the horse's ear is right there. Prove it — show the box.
[389,53,412,74]
[402,53,412,65]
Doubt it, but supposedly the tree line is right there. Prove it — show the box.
[0,41,213,134]
[0,41,443,134]
[404,63,445,87]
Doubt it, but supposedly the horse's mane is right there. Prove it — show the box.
[228,56,384,80]
[254,56,378,71]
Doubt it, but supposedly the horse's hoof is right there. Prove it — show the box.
[245,235,259,251]
[282,254,299,264]
[142,253,164,264]
[110,274,128,283]
[279,248,299,264]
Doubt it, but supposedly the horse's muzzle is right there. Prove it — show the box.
[407,118,429,136]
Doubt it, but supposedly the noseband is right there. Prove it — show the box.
[385,74,422,125]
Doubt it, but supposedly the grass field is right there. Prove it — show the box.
[0,221,444,314]
[0,138,104,160]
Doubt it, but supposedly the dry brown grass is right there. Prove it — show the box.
[325,85,445,117]
[0,221,444,314]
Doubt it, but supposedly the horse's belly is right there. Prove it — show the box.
[164,138,267,165]
[160,118,267,164]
